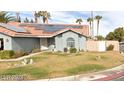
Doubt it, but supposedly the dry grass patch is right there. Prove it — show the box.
[0,51,124,80]
[65,64,105,75]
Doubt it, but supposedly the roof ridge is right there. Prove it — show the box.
[20,23,88,26]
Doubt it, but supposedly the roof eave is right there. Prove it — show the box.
[13,35,53,38]
[52,29,88,38]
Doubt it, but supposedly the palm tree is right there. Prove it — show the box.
[30,19,34,23]
[18,16,21,22]
[15,11,20,22]
[87,17,93,36]
[76,18,83,24]
[95,15,102,36]
[24,17,29,23]
[34,11,40,23]
[0,11,15,23]
[91,11,94,37]
[37,11,51,23]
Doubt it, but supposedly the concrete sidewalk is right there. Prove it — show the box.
[39,64,124,81]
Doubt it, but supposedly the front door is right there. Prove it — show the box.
[0,38,4,50]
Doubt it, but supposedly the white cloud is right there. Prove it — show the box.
[40,11,124,36]
[17,11,124,36]
[93,11,124,36]
[49,11,90,25]
[49,11,78,23]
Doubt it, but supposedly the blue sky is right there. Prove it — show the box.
[10,11,124,36]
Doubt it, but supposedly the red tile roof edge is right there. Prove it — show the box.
[0,23,89,37]
[20,23,88,26]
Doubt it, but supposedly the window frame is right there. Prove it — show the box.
[66,37,75,48]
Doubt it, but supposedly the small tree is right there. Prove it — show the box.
[18,16,21,22]
[96,35,105,40]
[106,32,115,40]
[30,19,34,23]
[24,17,29,23]
[70,48,77,53]
[106,27,124,42]
[106,44,114,51]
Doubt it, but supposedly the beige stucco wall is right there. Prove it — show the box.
[106,41,119,51]
[86,40,119,52]
[86,40,99,51]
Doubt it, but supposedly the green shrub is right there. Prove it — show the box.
[0,50,15,59]
[96,35,105,40]
[66,64,105,75]
[13,51,28,58]
[31,48,41,53]
[64,48,68,52]
[106,44,114,51]
[69,48,77,53]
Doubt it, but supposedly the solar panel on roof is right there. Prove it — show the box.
[43,25,83,32]
[35,25,79,32]
[0,23,26,32]
[19,23,83,32]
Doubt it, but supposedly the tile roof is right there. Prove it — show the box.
[0,22,89,37]
[0,23,26,33]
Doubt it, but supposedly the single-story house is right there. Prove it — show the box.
[0,22,89,52]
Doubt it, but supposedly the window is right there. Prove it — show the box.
[58,34,62,38]
[67,38,75,48]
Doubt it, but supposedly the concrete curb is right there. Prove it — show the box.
[37,64,124,81]
[93,71,124,81]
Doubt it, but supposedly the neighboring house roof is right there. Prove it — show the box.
[0,22,89,38]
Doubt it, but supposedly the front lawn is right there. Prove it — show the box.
[0,51,124,80]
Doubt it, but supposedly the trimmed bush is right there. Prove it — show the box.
[0,50,15,59]
[69,48,77,53]
[106,44,114,51]
[64,48,68,52]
